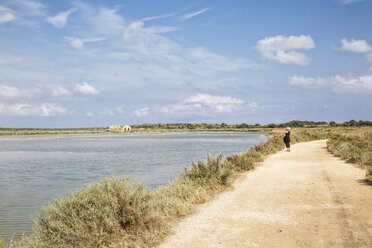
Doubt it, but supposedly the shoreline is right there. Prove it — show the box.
[0,131,269,142]
[0,128,271,137]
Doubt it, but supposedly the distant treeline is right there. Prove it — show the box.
[1,120,371,132]
[132,120,372,130]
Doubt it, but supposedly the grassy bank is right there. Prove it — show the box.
[327,127,372,184]
[6,128,333,248]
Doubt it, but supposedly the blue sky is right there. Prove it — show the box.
[0,0,371,127]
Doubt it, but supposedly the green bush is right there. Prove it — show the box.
[183,154,233,188]
[0,237,7,248]
[15,177,167,248]
[226,153,256,171]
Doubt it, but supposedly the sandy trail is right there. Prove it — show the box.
[158,140,372,248]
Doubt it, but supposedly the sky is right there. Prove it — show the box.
[0,0,371,128]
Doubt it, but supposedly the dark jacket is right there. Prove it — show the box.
[283,131,290,142]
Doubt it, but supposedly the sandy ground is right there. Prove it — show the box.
[158,140,372,248]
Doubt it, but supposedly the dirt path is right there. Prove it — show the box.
[158,140,372,248]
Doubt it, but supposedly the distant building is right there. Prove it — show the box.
[108,125,131,133]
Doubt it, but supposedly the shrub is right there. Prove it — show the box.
[226,153,256,171]
[183,154,233,189]
[0,237,7,248]
[15,177,167,248]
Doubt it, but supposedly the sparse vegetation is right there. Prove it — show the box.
[327,127,372,184]
[10,128,332,248]
[0,237,7,248]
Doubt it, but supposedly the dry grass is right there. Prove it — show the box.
[327,127,372,183]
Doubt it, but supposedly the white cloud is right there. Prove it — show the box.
[180,8,210,20]
[0,5,15,24]
[102,44,252,87]
[147,25,179,34]
[0,85,23,99]
[339,38,372,62]
[69,38,84,50]
[46,8,75,28]
[75,82,99,95]
[133,107,149,117]
[51,85,70,96]
[185,47,252,72]
[59,2,253,88]
[0,85,34,99]
[0,0,46,27]
[338,0,365,5]
[0,1,254,108]
[256,35,315,66]
[74,3,125,35]
[86,111,94,117]
[186,93,243,113]
[123,21,180,54]
[290,74,372,94]
[290,75,328,88]
[185,93,243,105]
[0,57,22,64]
[94,7,125,35]
[339,38,372,53]
[142,13,175,22]
[161,93,257,115]
[64,37,106,50]
[0,102,66,116]
[0,11,14,23]
[13,0,45,16]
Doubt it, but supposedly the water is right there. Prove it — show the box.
[0,132,266,240]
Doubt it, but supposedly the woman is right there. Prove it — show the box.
[283,127,291,152]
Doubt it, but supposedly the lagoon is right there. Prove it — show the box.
[0,132,266,240]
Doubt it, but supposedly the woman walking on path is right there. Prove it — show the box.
[283,127,291,152]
